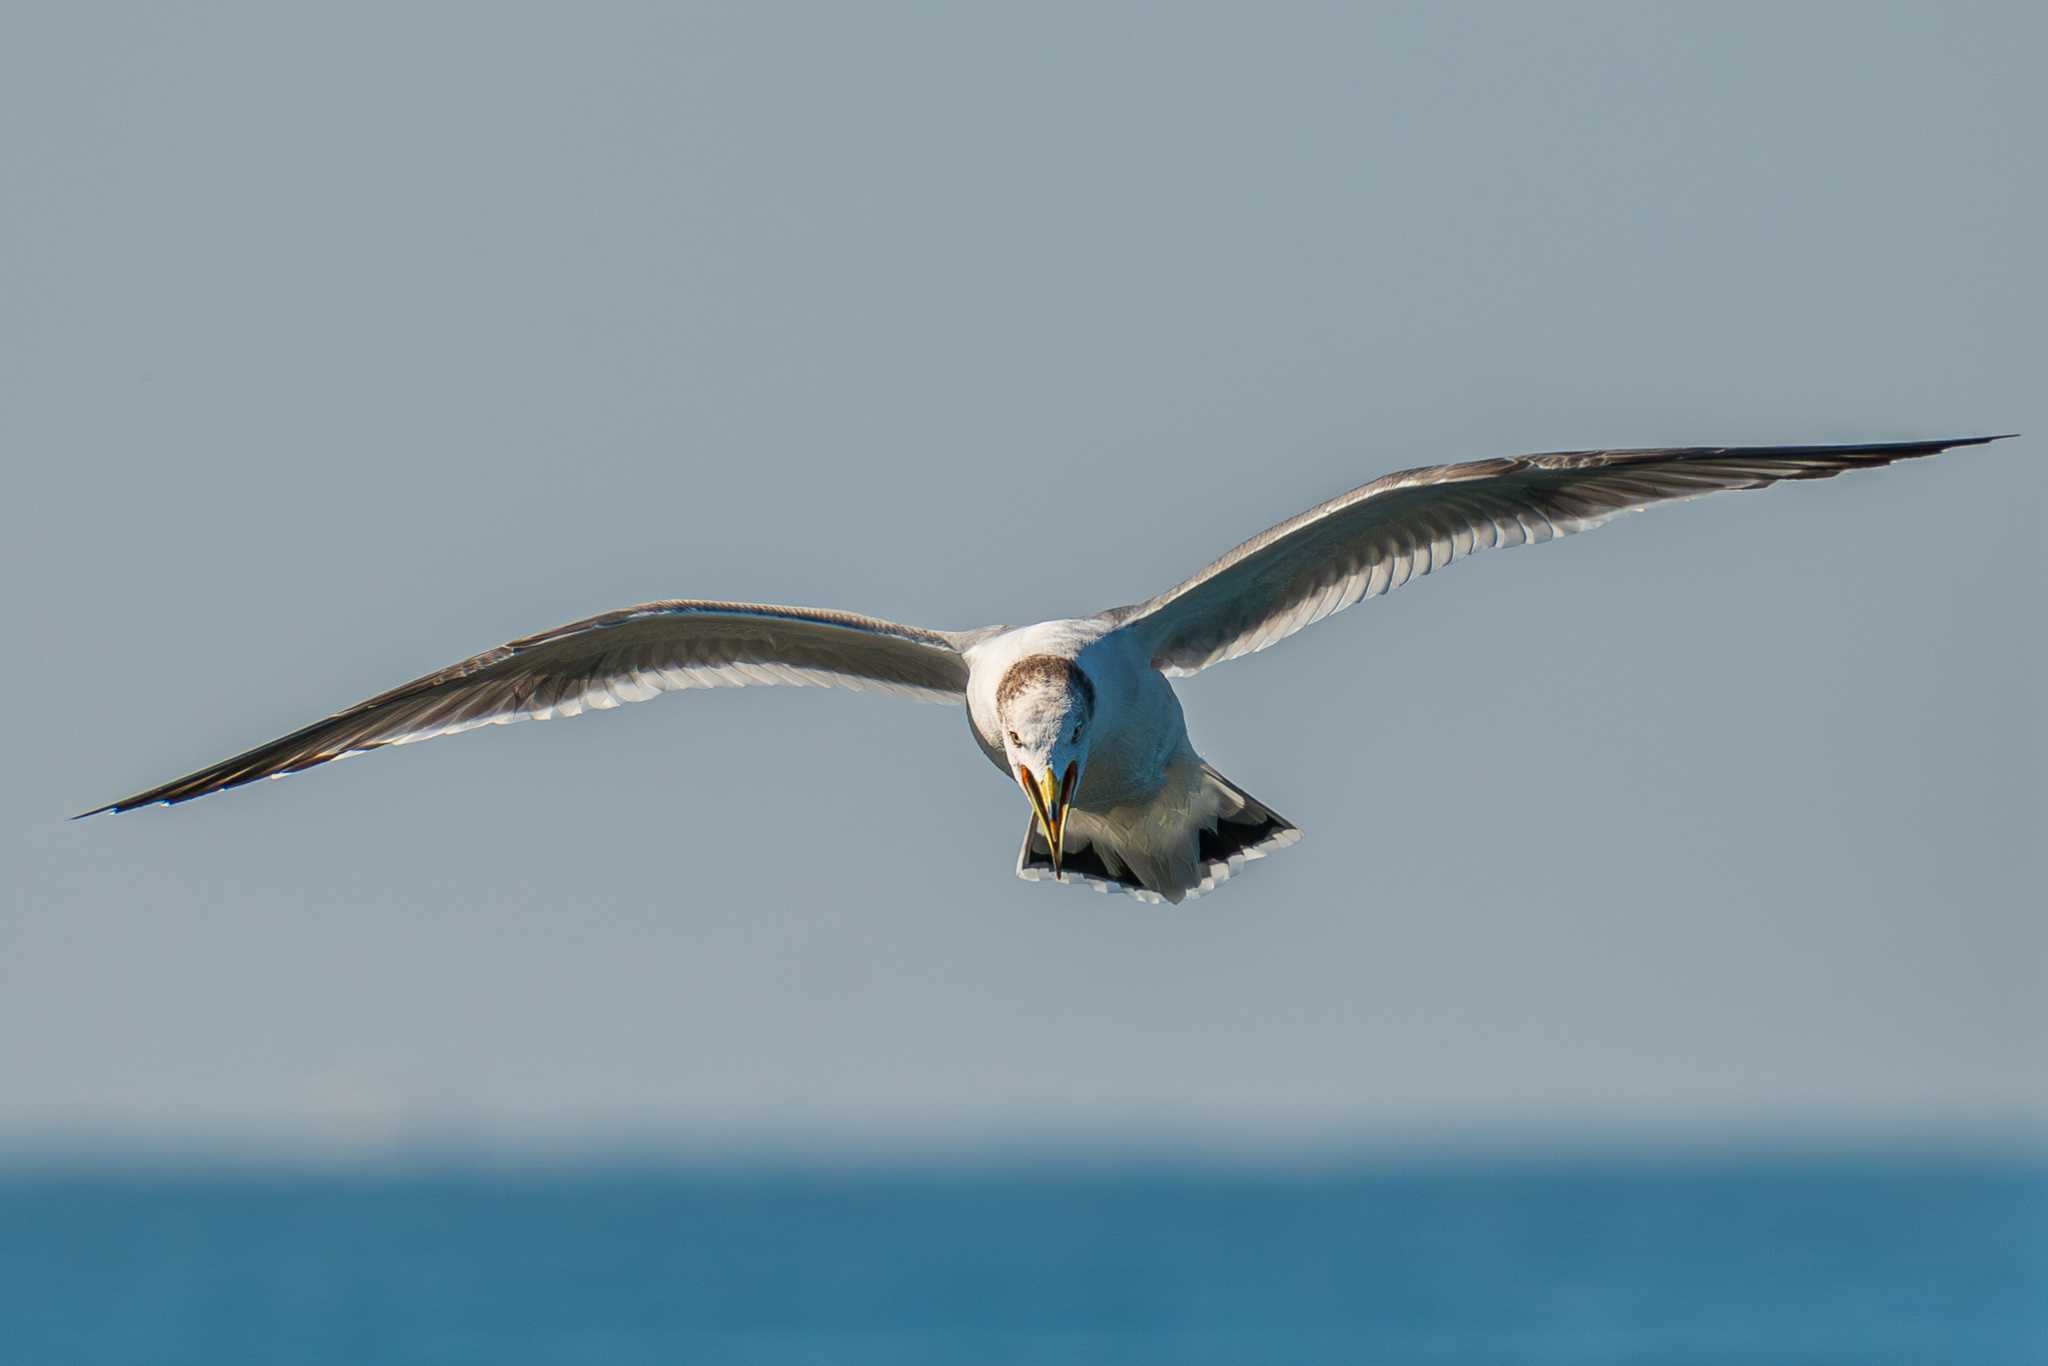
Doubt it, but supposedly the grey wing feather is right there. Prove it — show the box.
[1107,436,2010,676]
[83,601,974,814]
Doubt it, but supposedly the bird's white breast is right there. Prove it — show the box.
[961,618,1188,808]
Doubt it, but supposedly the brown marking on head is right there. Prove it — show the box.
[995,654,1096,720]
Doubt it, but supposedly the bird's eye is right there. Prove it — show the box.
[1071,725,1083,743]
[1007,730,1022,747]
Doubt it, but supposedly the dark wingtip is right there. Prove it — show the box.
[1902,433,2011,451]
[74,791,177,819]
[1878,433,2014,458]
[1888,434,2013,452]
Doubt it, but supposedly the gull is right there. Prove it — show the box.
[83,435,2008,902]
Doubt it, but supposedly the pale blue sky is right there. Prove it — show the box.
[3,2,2040,1158]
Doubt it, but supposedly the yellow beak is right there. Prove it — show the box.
[1018,761,1079,879]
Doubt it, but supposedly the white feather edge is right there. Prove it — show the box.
[1016,824,1303,904]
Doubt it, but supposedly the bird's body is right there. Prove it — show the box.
[84,436,2011,903]
[961,618,1292,901]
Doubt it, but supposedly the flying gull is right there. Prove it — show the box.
[83,436,2009,902]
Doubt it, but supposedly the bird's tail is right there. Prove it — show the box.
[1017,759,1300,904]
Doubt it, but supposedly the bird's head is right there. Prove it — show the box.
[995,655,1095,878]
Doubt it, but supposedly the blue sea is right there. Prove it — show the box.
[2,1154,2041,1364]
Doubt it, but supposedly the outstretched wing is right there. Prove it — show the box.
[1108,436,2008,676]
[83,600,974,814]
